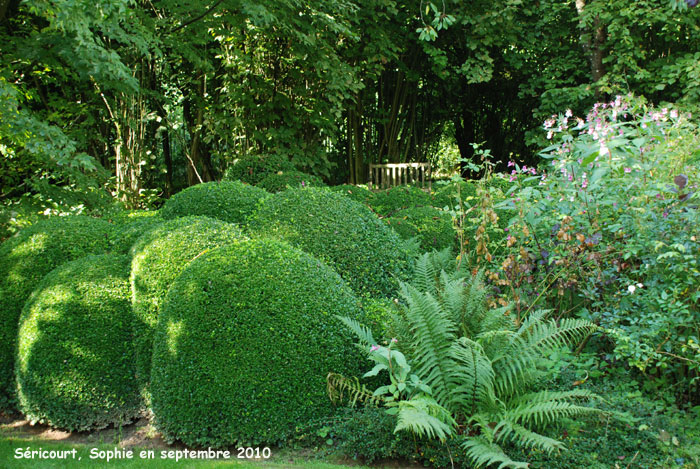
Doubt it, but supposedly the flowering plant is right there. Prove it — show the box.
[496,95,700,400]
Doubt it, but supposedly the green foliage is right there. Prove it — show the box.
[501,96,700,400]
[222,155,296,185]
[432,180,478,209]
[0,216,113,410]
[369,186,432,217]
[257,171,326,193]
[334,252,599,468]
[327,184,375,206]
[150,239,364,447]
[249,188,413,297]
[106,210,163,255]
[15,254,140,431]
[159,181,270,226]
[129,216,245,390]
[386,206,455,253]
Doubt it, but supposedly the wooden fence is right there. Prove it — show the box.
[368,162,431,190]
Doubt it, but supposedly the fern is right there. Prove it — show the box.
[326,372,383,407]
[400,283,457,405]
[462,436,530,469]
[331,251,601,468]
[335,315,376,349]
[394,394,456,441]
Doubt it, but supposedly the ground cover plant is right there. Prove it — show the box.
[150,239,365,447]
[16,254,140,431]
[385,205,456,252]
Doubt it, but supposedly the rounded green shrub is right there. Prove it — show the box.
[328,184,375,206]
[159,181,269,226]
[223,154,295,185]
[107,210,163,255]
[432,180,478,209]
[249,188,412,297]
[129,216,245,389]
[16,254,140,431]
[386,206,456,252]
[151,239,364,447]
[369,186,432,216]
[257,171,325,193]
[0,216,113,409]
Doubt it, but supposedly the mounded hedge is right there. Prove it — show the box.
[328,184,375,206]
[257,171,325,193]
[432,180,478,209]
[129,216,245,389]
[0,216,113,409]
[386,206,456,252]
[16,254,140,431]
[159,181,270,226]
[107,210,163,255]
[151,239,364,447]
[223,154,295,185]
[369,185,432,216]
[249,188,412,297]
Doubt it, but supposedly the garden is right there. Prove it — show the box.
[2,0,700,468]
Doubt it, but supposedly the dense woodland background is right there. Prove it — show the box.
[1,0,699,212]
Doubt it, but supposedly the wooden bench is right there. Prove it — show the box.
[368,162,431,190]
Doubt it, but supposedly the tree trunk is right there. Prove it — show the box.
[575,0,606,99]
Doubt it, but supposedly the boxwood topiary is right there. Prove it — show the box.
[328,184,375,206]
[107,210,163,255]
[257,171,326,193]
[159,181,270,226]
[15,254,140,431]
[222,154,296,185]
[248,188,412,297]
[151,239,365,447]
[432,180,479,209]
[129,216,245,390]
[0,216,113,410]
[386,206,456,253]
[369,185,432,216]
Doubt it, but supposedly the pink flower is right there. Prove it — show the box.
[508,161,515,167]
[624,167,632,173]
[370,345,379,352]
[529,168,537,175]
[565,109,573,118]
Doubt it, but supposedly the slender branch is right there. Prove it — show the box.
[170,0,226,33]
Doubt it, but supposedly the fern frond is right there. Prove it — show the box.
[400,283,457,405]
[411,252,441,295]
[494,419,565,454]
[394,394,455,442]
[462,435,530,469]
[326,372,383,407]
[518,312,596,353]
[336,315,376,349]
[506,389,600,427]
[449,337,496,415]
[480,332,536,397]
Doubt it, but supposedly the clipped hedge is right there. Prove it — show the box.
[0,216,113,409]
[151,239,364,447]
[369,185,432,216]
[432,180,478,209]
[223,154,295,185]
[249,188,412,297]
[386,206,456,252]
[129,216,245,389]
[257,171,325,193]
[107,210,163,255]
[159,181,269,226]
[16,254,140,431]
[328,184,375,206]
